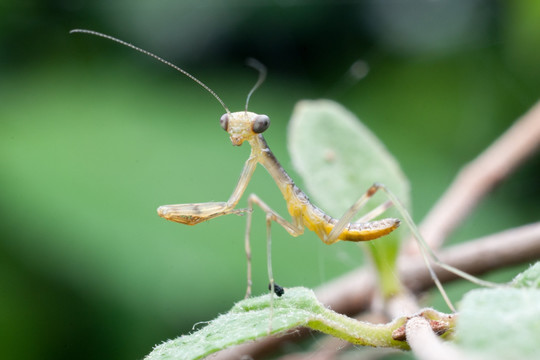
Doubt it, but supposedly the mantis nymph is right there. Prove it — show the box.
[71,29,498,313]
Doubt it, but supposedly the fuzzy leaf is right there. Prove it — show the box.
[145,287,412,360]
[456,262,540,359]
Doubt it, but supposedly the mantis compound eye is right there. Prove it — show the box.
[252,114,270,133]
[220,113,229,131]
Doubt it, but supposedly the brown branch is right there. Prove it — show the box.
[406,100,540,254]
[400,222,540,291]
[211,222,540,360]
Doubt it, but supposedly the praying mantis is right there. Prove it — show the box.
[70,29,498,313]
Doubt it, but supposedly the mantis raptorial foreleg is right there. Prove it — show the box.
[157,155,258,225]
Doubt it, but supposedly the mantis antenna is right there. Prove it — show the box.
[69,29,231,115]
[244,58,267,112]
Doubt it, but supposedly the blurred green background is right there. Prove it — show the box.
[1,1,539,359]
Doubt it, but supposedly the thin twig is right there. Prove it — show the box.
[406,100,540,254]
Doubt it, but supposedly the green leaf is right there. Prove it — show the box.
[456,261,540,359]
[287,99,410,297]
[145,287,414,360]
[512,262,540,289]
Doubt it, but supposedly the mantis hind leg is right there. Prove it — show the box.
[373,182,501,312]
[324,182,500,312]
[345,183,456,311]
